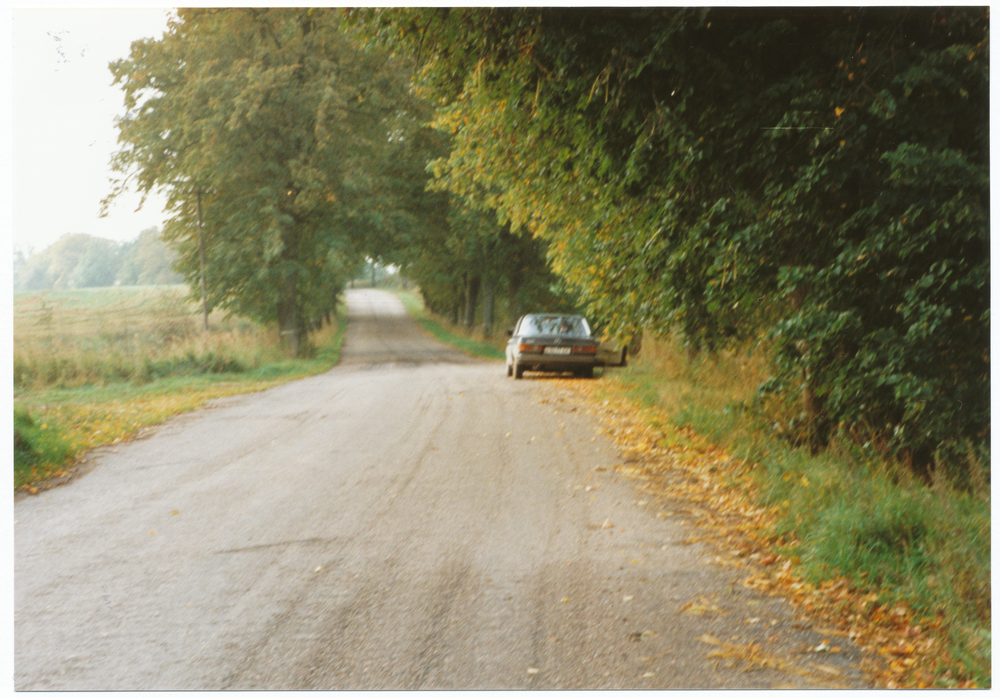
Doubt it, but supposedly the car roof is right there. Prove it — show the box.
[522,313,584,319]
[517,314,592,335]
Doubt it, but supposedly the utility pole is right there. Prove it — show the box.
[196,188,209,332]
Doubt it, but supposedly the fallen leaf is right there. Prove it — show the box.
[682,597,724,616]
[698,634,722,646]
[629,630,657,642]
[810,662,842,676]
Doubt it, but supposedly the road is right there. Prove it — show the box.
[14,289,871,689]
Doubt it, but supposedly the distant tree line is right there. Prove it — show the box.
[13,227,182,292]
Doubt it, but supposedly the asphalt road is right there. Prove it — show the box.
[14,288,871,689]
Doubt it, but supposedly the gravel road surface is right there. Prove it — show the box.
[14,288,871,689]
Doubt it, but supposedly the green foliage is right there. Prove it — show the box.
[14,228,182,291]
[352,7,989,476]
[396,291,505,360]
[14,234,123,291]
[104,9,424,352]
[14,406,73,486]
[396,194,572,333]
[117,227,183,286]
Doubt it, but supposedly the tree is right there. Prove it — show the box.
[353,8,989,474]
[116,227,182,286]
[14,233,122,291]
[104,9,419,353]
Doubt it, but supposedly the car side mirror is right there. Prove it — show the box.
[506,328,514,337]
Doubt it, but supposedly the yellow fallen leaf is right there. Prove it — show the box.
[698,634,722,646]
[682,597,723,616]
[810,662,842,676]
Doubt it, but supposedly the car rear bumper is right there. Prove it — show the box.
[515,354,599,372]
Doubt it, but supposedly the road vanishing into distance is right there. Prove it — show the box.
[15,289,871,689]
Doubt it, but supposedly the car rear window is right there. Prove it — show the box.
[522,315,591,337]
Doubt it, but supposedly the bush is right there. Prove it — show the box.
[14,407,73,487]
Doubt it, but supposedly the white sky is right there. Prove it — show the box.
[10,7,175,255]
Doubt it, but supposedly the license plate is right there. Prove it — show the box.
[544,346,571,355]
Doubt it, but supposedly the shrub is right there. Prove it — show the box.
[14,406,72,487]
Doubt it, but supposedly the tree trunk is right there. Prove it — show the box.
[196,188,209,333]
[463,275,480,331]
[481,274,495,337]
[278,224,303,355]
[277,268,300,355]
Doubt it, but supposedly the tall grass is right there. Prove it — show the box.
[611,334,990,687]
[14,286,347,489]
[14,287,284,390]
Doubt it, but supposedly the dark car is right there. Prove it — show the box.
[505,313,625,379]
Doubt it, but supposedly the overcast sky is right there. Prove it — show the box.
[11,7,175,254]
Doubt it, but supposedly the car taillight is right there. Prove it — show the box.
[572,345,598,354]
[519,343,543,353]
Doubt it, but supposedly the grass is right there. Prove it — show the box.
[395,290,506,360]
[14,286,280,390]
[14,286,348,490]
[605,334,990,688]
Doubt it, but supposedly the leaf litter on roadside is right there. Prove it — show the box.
[536,377,961,689]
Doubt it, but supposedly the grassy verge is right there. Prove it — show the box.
[14,309,348,491]
[603,336,990,689]
[395,290,506,361]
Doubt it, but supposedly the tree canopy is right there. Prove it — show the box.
[116,227,183,286]
[14,234,121,291]
[13,228,182,292]
[352,7,989,473]
[104,8,427,352]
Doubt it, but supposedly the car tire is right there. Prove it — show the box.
[514,364,525,379]
[506,362,513,377]
[579,366,594,379]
